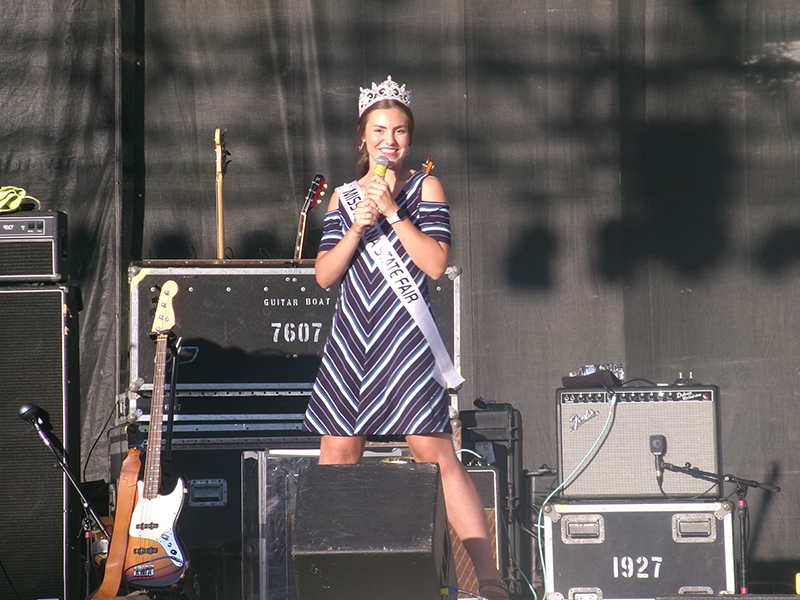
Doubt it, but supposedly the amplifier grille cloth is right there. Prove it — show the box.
[558,391,719,499]
[0,241,54,276]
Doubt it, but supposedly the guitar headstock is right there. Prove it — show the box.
[151,280,179,335]
[301,174,327,216]
[422,156,434,174]
[215,128,231,177]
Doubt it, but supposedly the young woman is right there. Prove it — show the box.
[302,76,509,600]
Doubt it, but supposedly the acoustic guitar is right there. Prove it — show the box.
[122,280,188,588]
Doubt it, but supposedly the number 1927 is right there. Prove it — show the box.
[613,556,663,579]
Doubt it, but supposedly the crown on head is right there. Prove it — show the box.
[358,75,412,117]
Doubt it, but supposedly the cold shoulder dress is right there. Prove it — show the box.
[302,171,453,436]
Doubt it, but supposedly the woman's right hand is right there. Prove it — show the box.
[351,198,378,236]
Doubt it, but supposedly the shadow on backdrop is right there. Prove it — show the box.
[506,224,559,290]
[599,118,735,281]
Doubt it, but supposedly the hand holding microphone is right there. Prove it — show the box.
[364,155,396,215]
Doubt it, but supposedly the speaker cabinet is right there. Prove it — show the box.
[0,286,80,600]
[460,406,527,592]
[450,466,501,599]
[291,463,457,600]
[557,386,721,499]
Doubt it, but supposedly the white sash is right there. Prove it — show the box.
[337,180,464,388]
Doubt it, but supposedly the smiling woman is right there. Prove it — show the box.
[300,75,509,600]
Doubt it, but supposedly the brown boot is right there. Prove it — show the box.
[479,579,509,600]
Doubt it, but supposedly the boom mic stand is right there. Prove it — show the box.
[659,458,780,594]
[19,403,110,600]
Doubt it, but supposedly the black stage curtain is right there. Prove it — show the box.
[0,0,119,482]
[3,0,800,587]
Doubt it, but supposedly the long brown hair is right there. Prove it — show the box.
[354,99,415,177]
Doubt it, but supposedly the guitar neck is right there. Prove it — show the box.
[143,333,167,499]
[215,128,226,260]
[294,213,308,260]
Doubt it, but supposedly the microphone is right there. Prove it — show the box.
[373,155,389,179]
[650,434,667,483]
[19,403,51,430]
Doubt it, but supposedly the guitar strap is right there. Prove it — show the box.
[337,180,464,388]
[92,447,141,599]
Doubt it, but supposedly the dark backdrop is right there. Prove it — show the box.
[2,0,800,590]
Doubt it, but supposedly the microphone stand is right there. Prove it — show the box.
[24,417,110,600]
[661,459,780,594]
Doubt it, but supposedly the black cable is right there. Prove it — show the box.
[82,402,117,483]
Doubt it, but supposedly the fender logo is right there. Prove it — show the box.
[569,409,600,431]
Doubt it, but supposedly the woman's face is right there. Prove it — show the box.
[361,107,411,169]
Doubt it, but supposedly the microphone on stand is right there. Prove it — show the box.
[19,403,50,428]
[19,403,53,446]
[650,434,667,485]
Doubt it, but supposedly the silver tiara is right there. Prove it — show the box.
[358,75,412,117]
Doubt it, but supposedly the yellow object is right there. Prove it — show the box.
[0,186,41,213]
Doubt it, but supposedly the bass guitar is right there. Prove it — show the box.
[293,174,326,260]
[123,280,188,588]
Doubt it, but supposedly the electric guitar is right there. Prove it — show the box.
[123,280,188,588]
[214,128,230,259]
[293,174,327,260]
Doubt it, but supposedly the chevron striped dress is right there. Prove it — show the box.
[302,171,452,436]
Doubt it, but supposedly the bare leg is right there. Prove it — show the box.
[318,434,366,464]
[405,433,505,589]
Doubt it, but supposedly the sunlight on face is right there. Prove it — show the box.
[362,107,411,168]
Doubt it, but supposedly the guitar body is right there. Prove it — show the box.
[123,477,187,588]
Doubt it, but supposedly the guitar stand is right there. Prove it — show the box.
[23,413,110,600]
[659,458,781,594]
[162,333,183,477]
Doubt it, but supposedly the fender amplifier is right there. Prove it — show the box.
[0,211,68,282]
[557,386,721,499]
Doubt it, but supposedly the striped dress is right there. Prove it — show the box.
[302,171,452,436]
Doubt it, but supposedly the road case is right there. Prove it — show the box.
[542,501,735,600]
[125,261,460,426]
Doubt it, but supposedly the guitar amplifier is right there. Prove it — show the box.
[0,211,68,282]
[557,386,721,499]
